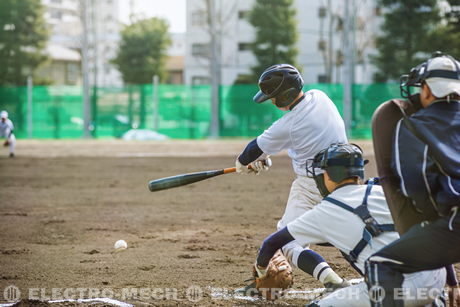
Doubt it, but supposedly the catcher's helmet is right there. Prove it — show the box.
[400,51,460,99]
[307,143,367,196]
[253,64,304,108]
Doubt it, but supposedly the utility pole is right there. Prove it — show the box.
[209,0,220,138]
[81,0,91,138]
[343,0,354,136]
[327,0,333,83]
[27,76,33,138]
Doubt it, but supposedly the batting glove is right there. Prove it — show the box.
[235,158,254,174]
[250,156,272,174]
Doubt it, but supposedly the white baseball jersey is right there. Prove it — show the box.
[0,119,14,138]
[287,184,446,306]
[257,89,348,176]
[288,184,398,273]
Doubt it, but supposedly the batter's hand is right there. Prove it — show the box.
[250,156,272,174]
[449,285,460,307]
[235,158,254,174]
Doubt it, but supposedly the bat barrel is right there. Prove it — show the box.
[148,169,225,192]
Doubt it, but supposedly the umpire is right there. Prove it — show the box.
[367,52,460,306]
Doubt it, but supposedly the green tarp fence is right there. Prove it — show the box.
[0,83,400,139]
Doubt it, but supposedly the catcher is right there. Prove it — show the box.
[252,143,446,306]
[0,111,15,158]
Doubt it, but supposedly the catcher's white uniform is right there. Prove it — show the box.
[257,89,347,278]
[288,184,446,307]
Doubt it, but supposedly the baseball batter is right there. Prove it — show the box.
[236,64,348,291]
[0,111,15,158]
[253,144,446,306]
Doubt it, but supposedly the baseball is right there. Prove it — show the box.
[114,239,128,251]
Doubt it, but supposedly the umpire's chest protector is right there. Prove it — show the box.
[391,100,460,217]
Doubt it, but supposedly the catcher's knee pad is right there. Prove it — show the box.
[365,258,405,307]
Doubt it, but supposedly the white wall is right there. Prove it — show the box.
[184,0,380,85]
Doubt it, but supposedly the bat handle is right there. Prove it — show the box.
[223,167,236,174]
[223,161,264,174]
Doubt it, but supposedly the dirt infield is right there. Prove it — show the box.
[0,140,375,306]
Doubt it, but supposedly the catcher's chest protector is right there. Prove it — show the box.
[324,179,395,273]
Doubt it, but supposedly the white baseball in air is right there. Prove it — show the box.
[114,239,128,251]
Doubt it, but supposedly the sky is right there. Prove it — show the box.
[119,0,186,33]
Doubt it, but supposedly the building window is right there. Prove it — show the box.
[238,43,252,51]
[50,10,62,19]
[238,11,250,20]
[317,74,327,83]
[192,76,210,85]
[191,10,207,26]
[191,43,209,57]
[66,63,79,84]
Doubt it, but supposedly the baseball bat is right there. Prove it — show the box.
[148,167,237,192]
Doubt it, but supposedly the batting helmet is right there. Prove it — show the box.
[253,64,304,108]
[307,143,367,196]
[400,51,460,99]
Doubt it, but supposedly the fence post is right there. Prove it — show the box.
[343,0,355,136]
[27,76,33,138]
[152,75,159,132]
[140,85,146,129]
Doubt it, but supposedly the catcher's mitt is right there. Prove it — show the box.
[254,250,293,300]
[3,140,9,147]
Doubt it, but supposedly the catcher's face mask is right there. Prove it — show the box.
[307,149,330,197]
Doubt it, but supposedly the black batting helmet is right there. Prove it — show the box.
[253,64,304,108]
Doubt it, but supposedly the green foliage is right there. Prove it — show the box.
[0,0,49,86]
[429,0,460,59]
[112,18,171,84]
[372,0,441,82]
[247,0,299,83]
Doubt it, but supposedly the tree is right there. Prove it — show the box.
[372,0,441,82]
[247,0,299,83]
[429,0,460,59]
[112,17,171,84]
[0,0,48,86]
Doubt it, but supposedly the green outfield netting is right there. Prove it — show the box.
[0,83,400,139]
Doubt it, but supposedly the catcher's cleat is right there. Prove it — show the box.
[234,280,260,297]
[323,279,351,294]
